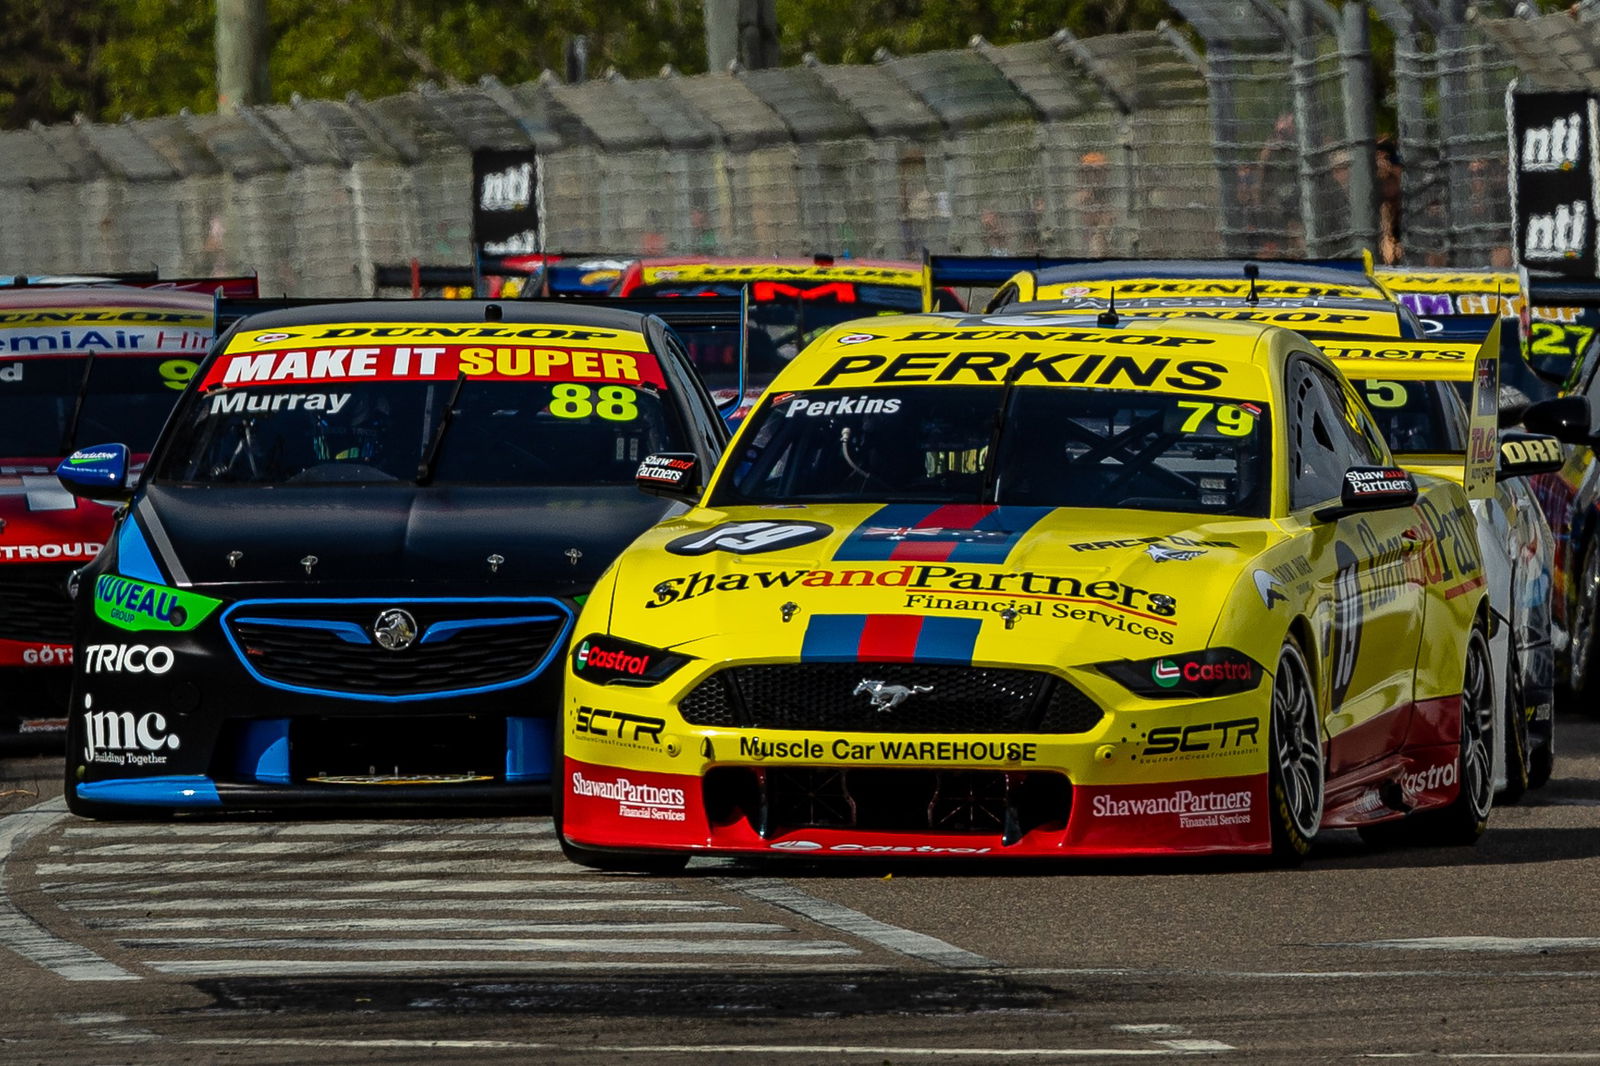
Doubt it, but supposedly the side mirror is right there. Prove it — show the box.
[1497,432,1566,481]
[636,452,703,505]
[1314,466,1419,522]
[55,443,131,503]
[1522,395,1593,445]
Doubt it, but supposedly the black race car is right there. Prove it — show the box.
[54,300,729,815]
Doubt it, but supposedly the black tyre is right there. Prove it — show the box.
[1560,540,1600,714]
[1498,642,1530,805]
[1268,635,1324,863]
[551,722,690,875]
[1529,725,1556,790]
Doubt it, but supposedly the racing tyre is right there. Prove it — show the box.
[551,726,690,875]
[1561,541,1600,714]
[1498,644,1530,805]
[1267,635,1324,863]
[1529,725,1556,790]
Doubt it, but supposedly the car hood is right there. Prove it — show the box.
[136,483,674,592]
[0,471,115,565]
[600,503,1286,665]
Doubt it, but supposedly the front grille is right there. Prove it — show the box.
[704,766,1072,839]
[679,662,1102,734]
[225,599,570,698]
[0,563,77,644]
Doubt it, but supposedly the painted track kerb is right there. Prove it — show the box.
[723,877,994,969]
[0,797,135,981]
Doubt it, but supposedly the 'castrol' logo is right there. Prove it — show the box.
[1401,761,1457,796]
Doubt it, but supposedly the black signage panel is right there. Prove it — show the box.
[471,148,541,260]
[1510,89,1600,278]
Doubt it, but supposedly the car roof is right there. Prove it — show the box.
[0,284,214,314]
[773,311,1300,399]
[1031,259,1375,284]
[228,299,656,334]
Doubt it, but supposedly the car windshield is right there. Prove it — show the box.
[153,377,688,486]
[1347,377,1467,455]
[0,353,197,459]
[715,385,1272,516]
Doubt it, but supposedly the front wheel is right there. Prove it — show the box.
[1267,635,1324,863]
[1432,625,1496,845]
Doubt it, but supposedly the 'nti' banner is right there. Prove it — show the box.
[1509,87,1600,278]
[472,148,542,261]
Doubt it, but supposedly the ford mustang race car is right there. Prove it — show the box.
[0,277,252,744]
[558,311,1494,868]
[1319,330,1562,797]
[55,300,728,815]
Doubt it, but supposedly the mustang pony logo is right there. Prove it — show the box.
[853,679,933,711]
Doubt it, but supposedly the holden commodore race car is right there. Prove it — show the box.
[558,311,1495,868]
[54,300,728,815]
[1318,329,1562,798]
[0,278,252,744]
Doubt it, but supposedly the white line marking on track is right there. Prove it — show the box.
[37,859,574,875]
[1114,1024,1190,1035]
[1009,966,1600,979]
[59,896,728,914]
[0,799,135,982]
[149,959,887,977]
[721,877,993,969]
[44,877,675,895]
[92,918,792,934]
[52,838,539,856]
[1328,936,1600,953]
[61,820,550,837]
[185,1037,1234,1056]
[120,935,859,956]
[1364,1055,1600,1060]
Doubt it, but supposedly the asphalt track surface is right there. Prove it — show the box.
[6,721,1600,1064]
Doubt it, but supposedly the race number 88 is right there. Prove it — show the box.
[550,383,638,421]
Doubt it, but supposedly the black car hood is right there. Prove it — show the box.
[137,483,673,592]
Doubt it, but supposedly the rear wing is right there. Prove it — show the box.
[371,255,630,298]
[0,273,257,297]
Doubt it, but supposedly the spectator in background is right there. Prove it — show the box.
[1076,150,1114,256]
[1377,137,1404,264]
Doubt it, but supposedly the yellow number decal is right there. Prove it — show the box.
[159,359,199,392]
[1214,405,1254,436]
[1364,380,1406,408]
[550,383,594,419]
[594,385,639,421]
[1176,401,1212,432]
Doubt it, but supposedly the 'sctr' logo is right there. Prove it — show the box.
[372,609,418,651]
[853,680,932,712]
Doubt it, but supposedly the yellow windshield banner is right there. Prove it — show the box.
[1463,318,1501,501]
[224,321,650,354]
[641,263,923,285]
[1035,277,1386,301]
[1122,306,1402,335]
[1315,340,1478,363]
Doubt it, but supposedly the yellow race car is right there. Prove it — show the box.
[558,312,1493,868]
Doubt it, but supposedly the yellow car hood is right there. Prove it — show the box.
[598,504,1285,668]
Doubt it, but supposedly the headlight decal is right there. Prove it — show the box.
[1097,648,1263,699]
[571,634,692,685]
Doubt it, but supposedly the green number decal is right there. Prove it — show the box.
[594,385,638,421]
[1364,380,1406,408]
[550,383,594,419]
[159,359,199,392]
